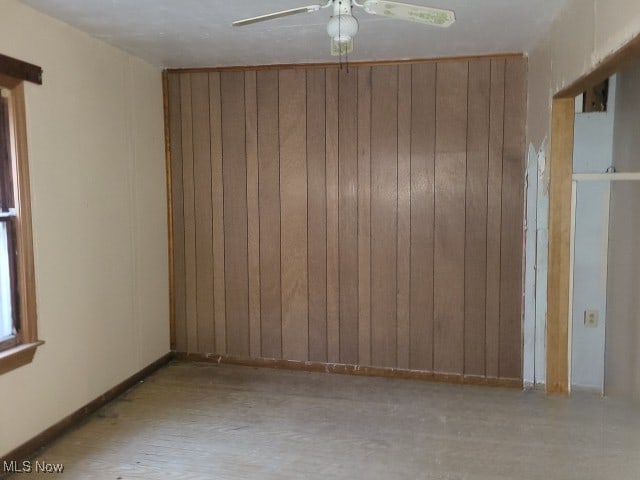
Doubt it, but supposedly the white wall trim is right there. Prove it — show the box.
[573,172,640,182]
[568,181,577,392]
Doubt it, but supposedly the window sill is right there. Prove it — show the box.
[0,340,44,376]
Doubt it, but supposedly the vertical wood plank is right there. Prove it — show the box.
[338,68,359,365]
[547,97,574,393]
[245,71,261,358]
[434,61,468,375]
[486,59,506,378]
[357,67,372,367]
[221,71,249,356]
[307,68,327,363]
[464,60,491,376]
[209,72,226,355]
[180,73,198,353]
[499,57,527,380]
[279,69,309,362]
[257,70,282,359]
[164,72,175,351]
[409,63,436,371]
[326,68,340,364]
[370,65,398,368]
[168,74,187,353]
[191,73,215,354]
[397,64,412,370]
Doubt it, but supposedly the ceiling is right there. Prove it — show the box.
[20,0,567,68]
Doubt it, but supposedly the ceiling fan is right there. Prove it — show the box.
[232,0,455,56]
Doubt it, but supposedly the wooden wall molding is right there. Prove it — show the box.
[165,53,525,74]
[174,352,523,389]
[0,353,173,464]
[0,341,43,376]
[546,98,574,394]
[0,53,42,85]
[162,71,176,351]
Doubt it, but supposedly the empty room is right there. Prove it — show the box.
[1,0,639,478]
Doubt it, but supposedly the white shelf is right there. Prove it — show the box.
[572,172,640,182]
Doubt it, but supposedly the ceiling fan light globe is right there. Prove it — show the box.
[326,14,359,40]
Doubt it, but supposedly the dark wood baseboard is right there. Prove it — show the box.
[175,352,523,389]
[0,353,173,466]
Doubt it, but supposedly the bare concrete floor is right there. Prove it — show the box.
[13,362,640,479]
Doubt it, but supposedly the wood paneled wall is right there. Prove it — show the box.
[166,56,527,380]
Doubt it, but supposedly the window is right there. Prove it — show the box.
[0,87,19,350]
[0,53,42,375]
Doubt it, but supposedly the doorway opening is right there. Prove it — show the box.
[548,48,640,396]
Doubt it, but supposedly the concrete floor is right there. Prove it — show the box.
[12,361,640,479]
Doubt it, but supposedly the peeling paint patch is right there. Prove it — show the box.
[535,139,549,387]
[523,144,538,386]
[523,139,549,387]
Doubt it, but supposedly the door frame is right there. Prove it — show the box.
[546,33,640,394]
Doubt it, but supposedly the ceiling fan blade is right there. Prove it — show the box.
[233,5,322,27]
[362,1,455,27]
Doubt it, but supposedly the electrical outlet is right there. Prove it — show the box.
[584,310,599,328]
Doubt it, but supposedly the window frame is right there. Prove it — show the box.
[0,70,41,375]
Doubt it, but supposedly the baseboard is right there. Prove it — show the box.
[175,352,523,389]
[570,385,604,396]
[0,352,173,466]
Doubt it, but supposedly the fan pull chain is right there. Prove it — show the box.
[337,2,349,72]
[338,6,343,70]
[344,1,349,72]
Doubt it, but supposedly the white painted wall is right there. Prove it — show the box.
[523,142,549,388]
[606,63,640,401]
[0,0,169,456]
[527,0,640,148]
[571,183,610,391]
[570,79,616,392]
[523,146,538,386]
[525,0,640,389]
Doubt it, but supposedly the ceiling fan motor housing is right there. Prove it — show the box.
[327,0,359,45]
[326,14,359,42]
